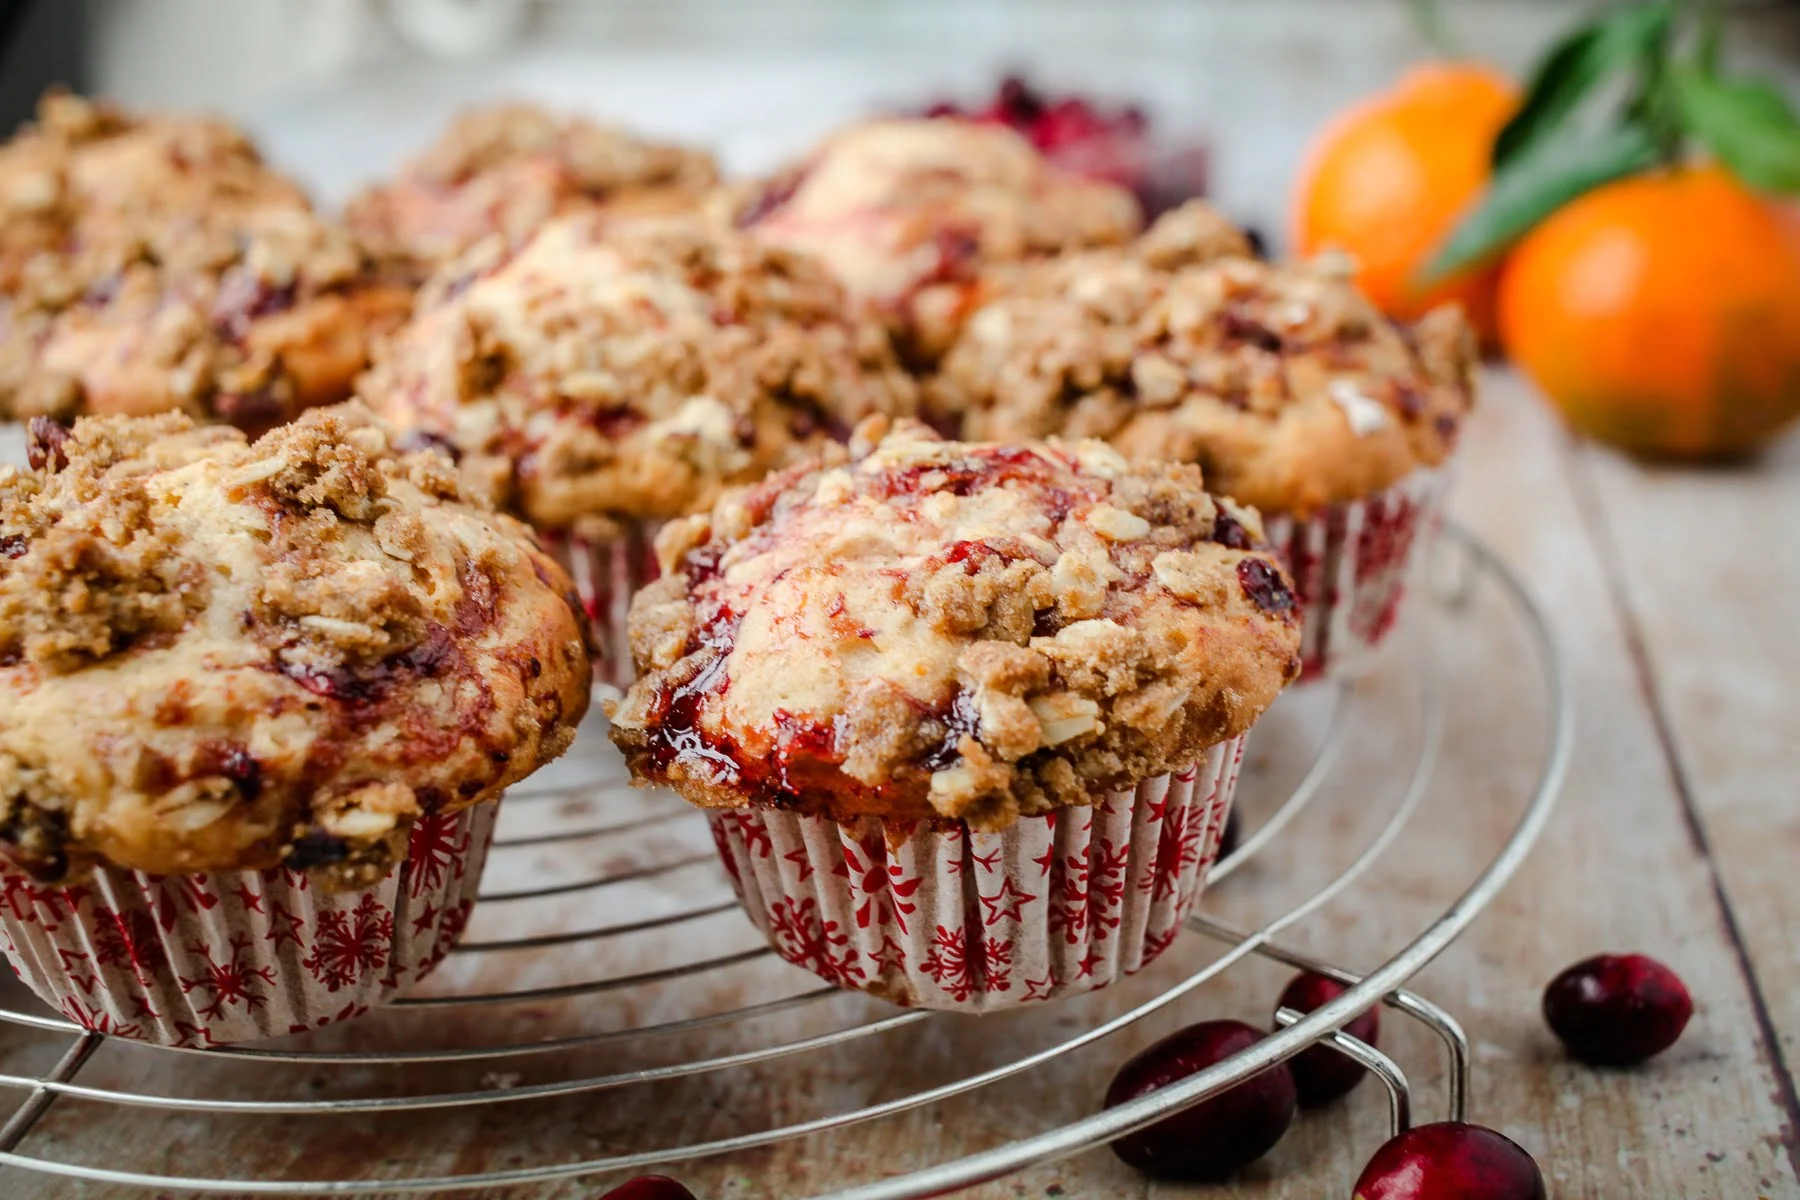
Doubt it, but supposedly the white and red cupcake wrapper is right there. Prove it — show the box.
[709,737,1245,1012]
[0,803,496,1047]
[1262,465,1450,682]
[551,525,662,689]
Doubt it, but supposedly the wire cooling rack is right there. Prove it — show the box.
[0,523,1571,1197]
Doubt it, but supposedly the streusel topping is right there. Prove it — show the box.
[934,202,1477,516]
[608,418,1299,830]
[0,93,410,429]
[727,118,1142,363]
[362,212,918,530]
[1,203,412,430]
[0,91,307,295]
[0,404,589,886]
[346,102,720,281]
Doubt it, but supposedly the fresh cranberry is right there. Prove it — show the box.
[598,1178,697,1200]
[1353,1122,1545,1200]
[1543,953,1692,1065]
[1237,558,1296,616]
[1103,1019,1297,1180]
[1274,971,1380,1106]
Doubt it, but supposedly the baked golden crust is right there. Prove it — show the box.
[345,103,720,282]
[608,418,1299,830]
[724,118,1143,364]
[361,211,918,531]
[934,202,1478,517]
[0,404,590,885]
[0,93,409,431]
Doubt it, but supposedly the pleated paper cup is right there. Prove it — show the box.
[709,737,1245,1012]
[549,523,662,689]
[1262,464,1450,682]
[0,803,496,1046]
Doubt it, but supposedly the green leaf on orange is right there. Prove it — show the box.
[1492,1,1673,171]
[1672,69,1800,193]
[1422,122,1661,284]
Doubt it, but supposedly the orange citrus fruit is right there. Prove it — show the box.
[1291,63,1519,348]
[1499,166,1800,458]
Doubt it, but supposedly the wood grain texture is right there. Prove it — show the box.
[1574,420,1800,1183]
[0,376,1795,1199]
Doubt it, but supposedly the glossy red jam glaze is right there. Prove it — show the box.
[636,447,1088,811]
[609,421,1302,828]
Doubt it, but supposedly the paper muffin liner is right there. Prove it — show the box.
[1261,464,1450,682]
[0,803,496,1047]
[709,737,1245,1012]
[551,524,662,688]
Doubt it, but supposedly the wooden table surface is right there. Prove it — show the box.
[0,371,1795,1199]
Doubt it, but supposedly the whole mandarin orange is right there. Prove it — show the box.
[1499,167,1800,458]
[1292,63,1518,348]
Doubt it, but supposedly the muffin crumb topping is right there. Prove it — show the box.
[934,200,1477,515]
[609,420,1299,829]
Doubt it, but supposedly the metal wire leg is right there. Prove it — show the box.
[0,1033,99,1152]
[1275,1007,1411,1138]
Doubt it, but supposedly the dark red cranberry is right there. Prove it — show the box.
[1543,953,1692,1065]
[1275,971,1379,1106]
[1237,558,1296,616]
[212,385,289,432]
[0,534,26,560]
[1103,1019,1297,1181]
[211,270,297,339]
[220,747,263,800]
[1210,509,1252,550]
[26,418,71,472]
[284,830,349,870]
[395,429,462,463]
[598,1178,697,1200]
[1353,1122,1545,1200]
[1219,308,1283,353]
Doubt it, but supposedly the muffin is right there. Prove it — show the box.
[935,201,1477,679]
[608,418,1300,1010]
[362,211,917,683]
[0,90,306,295]
[724,117,1142,368]
[0,405,590,1043]
[345,102,720,283]
[0,92,411,431]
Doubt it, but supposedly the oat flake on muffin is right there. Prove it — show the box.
[726,117,1143,365]
[346,102,720,282]
[361,211,918,533]
[935,201,1476,518]
[608,417,1300,830]
[0,403,590,887]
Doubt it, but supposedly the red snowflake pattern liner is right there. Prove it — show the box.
[0,804,495,1046]
[709,738,1244,1012]
[549,524,662,689]
[1262,465,1450,682]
